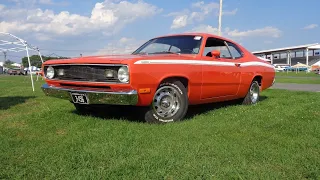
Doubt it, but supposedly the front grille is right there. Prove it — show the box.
[44,64,125,83]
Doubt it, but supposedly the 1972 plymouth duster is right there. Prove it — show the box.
[41,33,275,123]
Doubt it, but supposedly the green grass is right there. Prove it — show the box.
[275,78,320,84]
[1,75,320,179]
[276,71,320,77]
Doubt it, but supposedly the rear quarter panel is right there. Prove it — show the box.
[237,57,275,98]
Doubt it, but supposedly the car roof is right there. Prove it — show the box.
[154,32,236,43]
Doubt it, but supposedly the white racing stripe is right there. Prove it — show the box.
[240,61,275,69]
[134,59,275,69]
[134,59,235,66]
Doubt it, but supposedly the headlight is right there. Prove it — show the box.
[46,66,55,79]
[118,66,129,83]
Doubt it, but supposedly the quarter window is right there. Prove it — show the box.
[226,42,243,58]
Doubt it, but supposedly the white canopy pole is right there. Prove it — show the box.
[0,32,43,92]
[25,46,34,91]
[37,48,44,63]
[218,0,223,36]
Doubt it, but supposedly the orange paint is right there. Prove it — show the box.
[42,33,275,106]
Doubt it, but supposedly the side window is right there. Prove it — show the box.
[203,37,232,59]
[226,42,243,58]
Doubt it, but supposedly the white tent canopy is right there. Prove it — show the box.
[0,32,43,91]
[312,60,320,66]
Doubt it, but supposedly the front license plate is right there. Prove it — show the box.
[70,92,89,104]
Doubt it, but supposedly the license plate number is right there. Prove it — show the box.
[70,92,89,104]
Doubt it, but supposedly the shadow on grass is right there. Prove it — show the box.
[71,96,268,123]
[72,105,147,123]
[186,96,268,119]
[0,96,36,110]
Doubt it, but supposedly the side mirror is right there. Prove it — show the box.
[211,50,220,58]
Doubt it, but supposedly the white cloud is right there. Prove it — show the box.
[0,0,162,39]
[95,37,145,55]
[226,26,282,38]
[188,24,219,34]
[171,15,188,29]
[38,0,54,5]
[187,25,282,39]
[168,1,236,29]
[303,24,318,30]
[223,8,238,15]
[6,0,68,6]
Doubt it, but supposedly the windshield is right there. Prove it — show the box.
[132,35,203,55]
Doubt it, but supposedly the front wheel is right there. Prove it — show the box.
[242,80,260,105]
[144,80,189,123]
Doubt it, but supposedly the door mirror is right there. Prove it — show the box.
[211,50,220,58]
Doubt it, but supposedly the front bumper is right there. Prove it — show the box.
[41,84,138,105]
[272,78,276,86]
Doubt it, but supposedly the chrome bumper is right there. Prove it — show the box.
[272,78,276,85]
[41,84,138,105]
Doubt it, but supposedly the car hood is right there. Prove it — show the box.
[43,54,197,65]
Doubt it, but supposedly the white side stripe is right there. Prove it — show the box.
[134,59,234,66]
[134,59,275,69]
[240,61,275,69]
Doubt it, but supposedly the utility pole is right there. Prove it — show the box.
[3,51,7,62]
[218,0,223,36]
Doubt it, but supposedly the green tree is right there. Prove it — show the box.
[21,55,69,68]
[4,60,15,68]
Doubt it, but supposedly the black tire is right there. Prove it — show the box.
[144,80,189,123]
[242,80,260,105]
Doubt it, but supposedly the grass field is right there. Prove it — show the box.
[276,71,320,77]
[275,72,320,84]
[275,78,320,84]
[1,76,320,179]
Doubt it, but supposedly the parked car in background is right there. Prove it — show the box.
[7,68,25,75]
[41,33,276,123]
[274,64,290,72]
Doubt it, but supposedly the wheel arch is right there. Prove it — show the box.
[158,75,189,90]
[252,75,263,86]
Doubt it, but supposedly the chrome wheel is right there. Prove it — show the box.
[250,82,260,104]
[152,86,181,118]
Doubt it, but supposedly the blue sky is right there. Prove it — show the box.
[0,0,320,62]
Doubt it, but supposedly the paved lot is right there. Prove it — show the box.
[271,83,320,92]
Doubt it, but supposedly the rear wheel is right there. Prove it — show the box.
[144,80,189,123]
[242,80,260,105]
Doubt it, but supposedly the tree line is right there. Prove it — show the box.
[21,55,69,68]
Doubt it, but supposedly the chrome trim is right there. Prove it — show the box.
[43,64,127,66]
[272,78,275,85]
[43,64,130,84]
[41,83,138,105]
[45,79,129,84]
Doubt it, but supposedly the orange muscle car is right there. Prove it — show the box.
[41,33,275,123]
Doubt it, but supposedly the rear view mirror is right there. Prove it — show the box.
[211,50,220,58]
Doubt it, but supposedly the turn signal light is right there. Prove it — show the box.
[139,88,151,94]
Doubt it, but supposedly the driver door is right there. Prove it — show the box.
[200,37,242,99]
